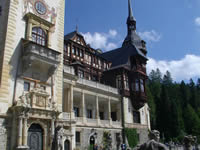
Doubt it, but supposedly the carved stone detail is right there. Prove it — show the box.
[17,86,55,111]
[23,0,57,25]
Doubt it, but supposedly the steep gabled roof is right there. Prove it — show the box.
[100,44,147,68]
[64,31,87,46]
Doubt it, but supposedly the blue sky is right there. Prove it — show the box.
[64,0,200,82]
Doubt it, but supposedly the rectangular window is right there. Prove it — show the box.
[135,79,140,92]
[72,46,75,54]
[124,75,129,90]
[99,112,104,120]
[76,48,79,56]
[74,107,80,117]
[116,75,122,89]
[76,131,81,144]
[67,44,71,56]
[140,79,144,92]
[87,109,92,118]
[111,112,117,121]
[88,55,91,64]
[133,111,140,123]
[24,82,30,91]
[80,50,83,57]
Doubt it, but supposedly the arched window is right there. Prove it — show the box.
[32,27,47,46]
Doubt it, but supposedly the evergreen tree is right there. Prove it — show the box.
[183,104,200,141]
[147,86,156,129]
[163,71,173,85]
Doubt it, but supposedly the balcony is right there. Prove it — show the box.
[77,78,119,94]
[59,112,76,122]
[125,123,148,129]
[22,40,61,79]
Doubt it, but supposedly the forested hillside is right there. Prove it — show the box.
[147,69,200,142]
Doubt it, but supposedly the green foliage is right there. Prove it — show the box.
[148,69,200,143]
[102,131,112,149]
[87,145,93,150]
[124,128,138,148]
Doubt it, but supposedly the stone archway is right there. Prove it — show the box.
[64,139,70,150]
[28,123,44,150]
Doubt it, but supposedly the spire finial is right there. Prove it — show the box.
[128,0,133,18]
[76,25,78,32]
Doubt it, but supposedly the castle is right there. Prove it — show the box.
[0,0,150,149]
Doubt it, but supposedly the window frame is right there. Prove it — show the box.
[32,27,47,46]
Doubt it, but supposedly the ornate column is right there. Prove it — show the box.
[22,118,28,146]
[108,98,112,125]
[96,95,100,125]
[18,117,23,146]
[70,84,74,113]
[82,91,86,123]
[43,129,47,150]
[51,119,55,136]
[27,18,33,40]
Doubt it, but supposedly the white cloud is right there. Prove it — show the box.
[138,30,161,42]
[81,30,118,51]
[195,17,200,26]
[109,29,117,38]
[147,54,200,81]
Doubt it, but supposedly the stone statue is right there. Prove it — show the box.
[51,126,63,150]
[183,135,195,150]
[135,130,168,150]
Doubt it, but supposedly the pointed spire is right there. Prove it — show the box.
[122,0,137,47]
[128,0,135,21]
[128,0,133,19]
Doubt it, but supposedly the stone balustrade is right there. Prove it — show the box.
[77,78,119,94]
[63,65,119,94]
[125,123,148,129]
[23,40,61,63]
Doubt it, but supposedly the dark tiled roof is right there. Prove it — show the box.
[64,31,83,41]
[100,43,147,68]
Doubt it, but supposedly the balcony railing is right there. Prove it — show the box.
[100,120,110,126]
[63,65,119,94]
[112,121,121,127]
[59,112,75,121]
[23,40,61,63]
[22,40,61,77]
[125,123,148,129]
[87,118,98,124]
[77,78,119,94]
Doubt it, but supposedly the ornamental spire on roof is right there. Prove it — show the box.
[122,0,137,47]
[128,0,135,21]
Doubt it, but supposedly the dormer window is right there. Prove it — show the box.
[32,27,47,46]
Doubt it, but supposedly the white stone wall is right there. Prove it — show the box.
[123,97,150,128]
